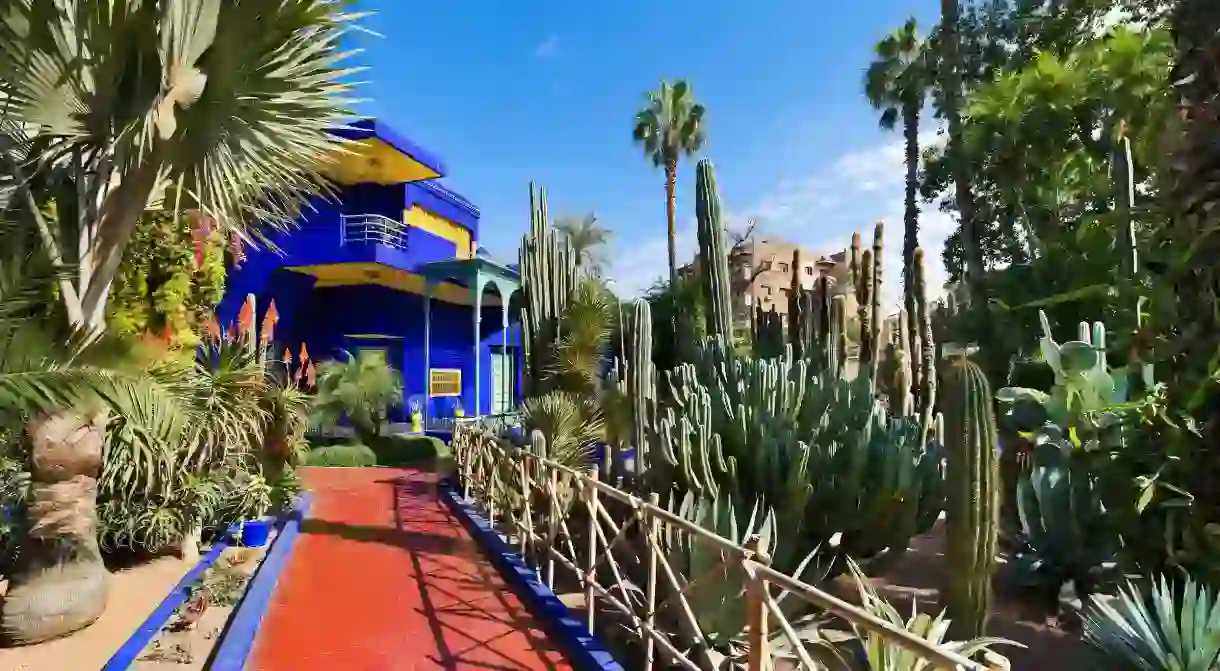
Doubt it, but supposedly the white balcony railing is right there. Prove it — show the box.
[340,213,409,250]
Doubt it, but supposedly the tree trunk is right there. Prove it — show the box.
[941,0,992,375]
[902,98,922,407]
[665,159,678,285]
[1,412,110,646]
[175,521,202,563]
[76,162,162,330]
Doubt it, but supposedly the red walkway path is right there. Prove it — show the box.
[249,467,572,671]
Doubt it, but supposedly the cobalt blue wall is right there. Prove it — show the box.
[219,178,519,420]
[219,180,478,325]
[273,283,521,419]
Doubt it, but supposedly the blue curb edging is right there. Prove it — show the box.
[101,494,312,671]
[439,483,624,671]
[208,493,312,671]
[100,529,235,671]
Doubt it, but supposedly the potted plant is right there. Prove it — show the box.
[223,472,276,548]
[409,396,423,433]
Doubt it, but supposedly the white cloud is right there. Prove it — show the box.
[606,131,957,311]
[534,35,560,58]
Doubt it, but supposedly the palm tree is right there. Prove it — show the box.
[0,1,358,329]
[865,18,930,353]
[632,81,707,284]
[313,351,404,444]
[0,226,197,644]
[554,213,611,275]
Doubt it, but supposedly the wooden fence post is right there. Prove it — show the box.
[585,471,600,634]
[644,492,660,670]
[745,535,769,671]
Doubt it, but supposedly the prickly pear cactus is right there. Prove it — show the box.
[941,356,999,640]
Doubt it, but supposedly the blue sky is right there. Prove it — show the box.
[349,1,950,302]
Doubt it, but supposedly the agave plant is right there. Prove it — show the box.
[841,560,1020,670]
[1082,575,1220,670]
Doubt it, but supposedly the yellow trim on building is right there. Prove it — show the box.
[404,206,473,259]
[287,262,500,306]
[429,368,462,397]
[321,139,440,185]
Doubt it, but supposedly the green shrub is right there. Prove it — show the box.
[306,443,378,467]
[369,434,449,467]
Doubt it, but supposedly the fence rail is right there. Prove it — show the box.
[340,213,409,250]
[451,424,1009,671]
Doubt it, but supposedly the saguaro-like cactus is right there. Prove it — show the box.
[626,300,656,476]
[941,355,1000,640]
[519,182,578,397]
[695,159,734,341]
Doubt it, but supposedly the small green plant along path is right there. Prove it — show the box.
[249,467,572,670]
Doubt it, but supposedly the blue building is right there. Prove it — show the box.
[219,119,522,425]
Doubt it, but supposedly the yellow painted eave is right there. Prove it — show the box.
[287,263,500,306]
[320,139,440,185]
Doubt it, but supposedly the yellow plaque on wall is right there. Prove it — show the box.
[429,368,461,397]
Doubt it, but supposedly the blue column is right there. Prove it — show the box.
[423,283,432,417]
[471,273,482,417]
[500,297,509,415]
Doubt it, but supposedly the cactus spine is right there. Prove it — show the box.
[941,355,999,640]
[519,182,578,397]
[695,159,734,341]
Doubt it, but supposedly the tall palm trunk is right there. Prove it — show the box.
[665,157,679,285]
[902,96,922,405]
[1,412,110,645]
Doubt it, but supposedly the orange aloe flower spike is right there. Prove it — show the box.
[237,295,255,336]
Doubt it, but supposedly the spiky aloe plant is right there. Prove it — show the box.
[1082,575,1220,670]
[941,356,999,640]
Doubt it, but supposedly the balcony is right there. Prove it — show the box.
[341,213,409,251]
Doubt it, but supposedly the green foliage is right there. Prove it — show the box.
[106,211,226,347]
[553,213,611,276]
[644,271,706,373]
[548,278,615,395]
[1083,575,1220,670]
[368,434,449,467]
[306,443,378,468]
[313,350,404,443]
[0,0,361,326]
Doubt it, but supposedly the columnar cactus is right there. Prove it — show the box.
[870,222,884,367]
[626,300,656,477]
[941,355,1000,640]
[913,249,938,444]
[695,159,734,341]
[519,182,578,397]
[787,249,805,358]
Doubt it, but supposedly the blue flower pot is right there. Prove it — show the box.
[236,518,274,548]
